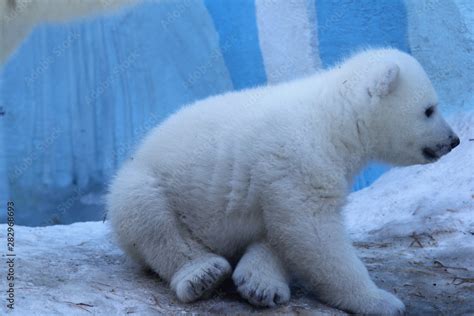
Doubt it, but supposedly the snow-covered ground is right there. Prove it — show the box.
[0,112,473,315]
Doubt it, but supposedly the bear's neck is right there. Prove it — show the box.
[305,70,374,182]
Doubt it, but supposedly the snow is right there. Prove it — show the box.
[1,112,473,315]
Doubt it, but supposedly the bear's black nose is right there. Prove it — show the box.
[450,136,460,149]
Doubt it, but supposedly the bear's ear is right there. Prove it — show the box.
[368,63,400,98]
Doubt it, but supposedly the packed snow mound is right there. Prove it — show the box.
[0,112,473,315]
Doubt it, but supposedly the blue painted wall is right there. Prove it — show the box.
[316,0,410,66]
[204,0,267,89]
[1,0,472,225]
[1,1,233,225]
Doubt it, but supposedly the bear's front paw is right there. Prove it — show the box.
[358,288,405,316]
[232,270,290,307]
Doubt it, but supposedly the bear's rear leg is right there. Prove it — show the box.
[107,164,231,303]
[141,215,231,303]
[171,255,231,303]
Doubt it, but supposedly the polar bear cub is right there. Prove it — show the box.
[107,48,459,315]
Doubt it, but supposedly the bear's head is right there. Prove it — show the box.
[357,49,460,166]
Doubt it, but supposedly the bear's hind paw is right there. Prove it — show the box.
[171,256,231,303]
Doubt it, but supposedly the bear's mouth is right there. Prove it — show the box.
[422,147,439,161]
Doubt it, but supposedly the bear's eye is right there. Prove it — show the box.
[425,106,435,118]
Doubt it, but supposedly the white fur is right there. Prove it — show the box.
[0,0,137,64]
[107,48,458,315]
